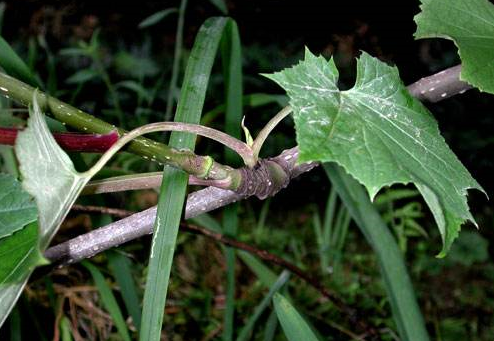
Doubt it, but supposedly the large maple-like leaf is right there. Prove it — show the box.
[414,0,494,94]
[265,49,483,256]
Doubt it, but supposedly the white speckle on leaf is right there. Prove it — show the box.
[429,87,435,92]
[0,87,9,92]
[150,216,161,258]
[441,93,447,98]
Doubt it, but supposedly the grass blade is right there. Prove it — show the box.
[0,37,41,87]
[324,163,430,341]
[222,207,238,341]
[220,19,243,341]
[164,0,187,121]
[209,0,228,14]
[8,306,21,341]
[190,213,223,233]
[139,17,230,341]
[138,8,178,29]
[238,251,277,287]
[60,316,73,341]
[273,293,319,341]
[0,3,5,36]
[108,251,142,331]
[236,271,290,341]
[262,310,278,341]
[82,261,131,341]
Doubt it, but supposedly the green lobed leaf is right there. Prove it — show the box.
[0,173,37,239]
[265,49,483,255]
[414,0,494,94]
[273,293,319,341]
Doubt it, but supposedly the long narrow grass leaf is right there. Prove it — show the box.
[238,251,277,287]
[8,306,21,341]
[236,271,290,341]
[139,17,229,341]
[220,19,243,341]
[222,207,238,341]
[273,293,319,341]
[138,8,178,29]
[60,316,73,341]
[190,213,223,233]
[82,261,131,341]
[209,0,228,14]
[108,251,142,331]
[324,163,429,341]
[0,37,40,87]
[262,310,278,341]
[164,0,187,120]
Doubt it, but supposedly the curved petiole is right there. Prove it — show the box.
[86,121,256,178]
[251,106,292,161]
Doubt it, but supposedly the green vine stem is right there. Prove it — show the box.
[0,72,239,184]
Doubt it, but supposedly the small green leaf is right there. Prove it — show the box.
[414,0,494,94]
[116,80,153,103]
[265,49,483,255]
[65,68,99,84]
[114,52,160,79]
[138,8,178,29]
[241,117,254,147]
[273,293,319,341]
[0,173,37,238]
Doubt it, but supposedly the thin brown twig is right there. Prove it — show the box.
[71,205,134,218]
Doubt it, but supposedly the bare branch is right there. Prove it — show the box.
[407,64,473,102]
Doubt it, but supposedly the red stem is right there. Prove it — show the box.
[0,127,119,152]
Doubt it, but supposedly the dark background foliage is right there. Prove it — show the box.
[1,1,493,340]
